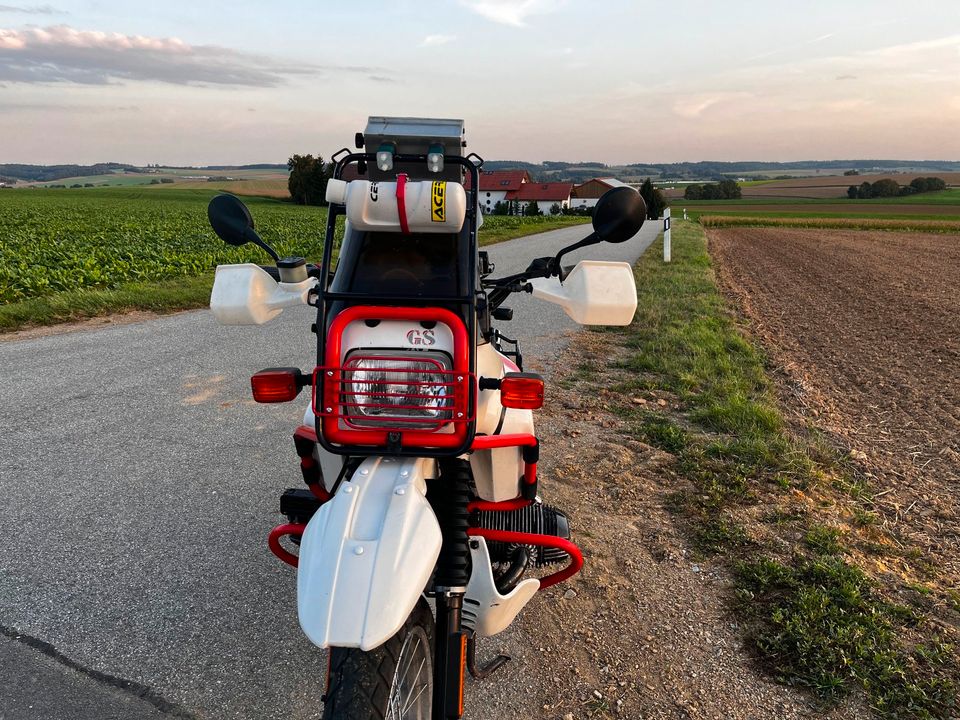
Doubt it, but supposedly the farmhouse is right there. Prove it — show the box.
[570,177,632,209]
[464,170,530,213]
[513,182,573,214]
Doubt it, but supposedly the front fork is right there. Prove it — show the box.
[428,459,473,719]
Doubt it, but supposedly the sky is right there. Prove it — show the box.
[1,0,959,165]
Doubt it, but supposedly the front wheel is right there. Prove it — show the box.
[323,599,435,720]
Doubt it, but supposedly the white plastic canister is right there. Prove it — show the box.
[326,178,466,233]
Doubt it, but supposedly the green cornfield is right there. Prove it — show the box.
[0,187,588,305]
[0,188,327,304]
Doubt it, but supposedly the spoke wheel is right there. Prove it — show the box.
[323,599,434,720]
[386,626,432,720]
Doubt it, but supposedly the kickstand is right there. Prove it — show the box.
[466,631,510,679]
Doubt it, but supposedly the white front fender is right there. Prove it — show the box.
[297,456,441,651]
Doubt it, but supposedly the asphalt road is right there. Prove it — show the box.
[0,218,660,719]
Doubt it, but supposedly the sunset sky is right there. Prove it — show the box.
[1,0,958,165]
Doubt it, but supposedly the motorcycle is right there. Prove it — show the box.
[207,117,645,719]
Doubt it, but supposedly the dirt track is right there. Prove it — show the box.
[708,228,960,584]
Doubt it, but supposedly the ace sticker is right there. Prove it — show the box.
[431,181,446,223]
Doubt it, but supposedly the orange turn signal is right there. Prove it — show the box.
[500,372,545,410]
[251,368,306,403]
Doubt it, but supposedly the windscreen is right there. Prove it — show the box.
[331,230,468,298]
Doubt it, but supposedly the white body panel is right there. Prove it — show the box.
[297,455,440,651]
[303,404,343,493]
[530,260,638,326]
[326,178,466,233]
[471,343,533,502]
[210,264,315,325]
[462,537,539,636]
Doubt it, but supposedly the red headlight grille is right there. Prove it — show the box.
[337,353,460,430]
[316,306,474,451]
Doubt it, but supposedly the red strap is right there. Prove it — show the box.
[395,173,410,234]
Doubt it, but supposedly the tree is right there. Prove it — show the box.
[684,180,741,201]
[909,176,946,194]
[639,178,668,219]
[701,183,721,199]
[847,185,859,199]
[287,154,331,205]
[524,201,542,216]
[717,179,742,199]
[844,169,859,176]
[870,178,899,198]
[491,200,508,216]
[549,203,562,215]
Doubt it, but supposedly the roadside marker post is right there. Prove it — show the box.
[663,207,672,263]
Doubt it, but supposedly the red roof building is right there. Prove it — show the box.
[464,170,531,192]
[467,170,532,213]
[511,182,573,203]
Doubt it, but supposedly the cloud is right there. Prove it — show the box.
[672,92,752,119]
[459,0,561,27]
[0,25,387,86]
[0,102,139,113]
[0,4,61,13]
[420,34,456,47]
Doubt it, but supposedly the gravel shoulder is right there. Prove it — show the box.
[467,331,848,720]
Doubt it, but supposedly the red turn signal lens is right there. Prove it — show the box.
[251,368,305,403]
[500,372,545,410]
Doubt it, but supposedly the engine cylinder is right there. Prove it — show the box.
[472,503,571,567]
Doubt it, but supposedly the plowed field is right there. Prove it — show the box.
[708,227,960,583]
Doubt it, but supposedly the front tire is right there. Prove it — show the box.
[323,599,435,720]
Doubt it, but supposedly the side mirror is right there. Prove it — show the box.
[210,264,316,325]
[208,194,279,261]
[546,187,647,276]
[528,260,637,326]
[592,187,646,243]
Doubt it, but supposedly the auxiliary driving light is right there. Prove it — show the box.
[376,143,396,172]
[427,143,444,173]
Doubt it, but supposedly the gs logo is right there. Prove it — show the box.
[406,329,436,346]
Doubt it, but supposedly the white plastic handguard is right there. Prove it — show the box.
[529,260,638,325]
[209,264,316,325]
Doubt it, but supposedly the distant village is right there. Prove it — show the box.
[465,170,631,215]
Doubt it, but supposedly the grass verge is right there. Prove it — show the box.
[0,275,214,331]
[593,220,958,718]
